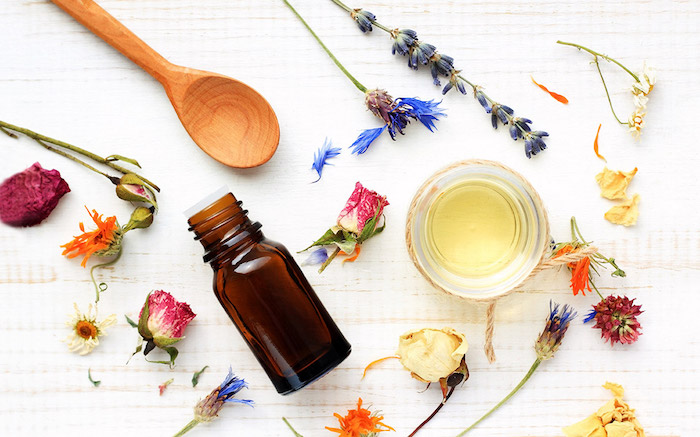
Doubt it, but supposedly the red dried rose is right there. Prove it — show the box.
[0,162,70,227]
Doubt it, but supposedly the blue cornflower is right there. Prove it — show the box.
[174,368,252,436]
[535,301,576,361]
[391,29,417,55]
[311,138,341,182]
[351,89,445,155]
[351,8,375,33]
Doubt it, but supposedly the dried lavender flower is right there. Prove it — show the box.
[329,0,549,158]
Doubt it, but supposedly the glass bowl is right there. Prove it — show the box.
[406,160,549,301]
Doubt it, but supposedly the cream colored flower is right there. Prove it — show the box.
[397,327,468,383]
[595,167,638,200]
[632,62,656,97]
[563,382,645,437]
[627,109,646,138]
[604,194,640,227]
[65,303,117,355]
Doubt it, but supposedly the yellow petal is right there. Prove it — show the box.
[596,167,638,200]
[604,421,639,437]
[603,382,625,398]
[397,327,468,382]
[604,194,640,226]
[562,414,606,437]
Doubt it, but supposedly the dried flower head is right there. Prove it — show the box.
[326,398,394,437]
[132,290,196,368]
[397,327,468,383]
[627,108,646,138]
[563,382,645,437]
[0,162,70,227]
[65,303,116,355]
[352,89,445,154]
[61,207,123,267]
[585,295,643,345]
[553,217,626,297]
[173,367,252,437]
[350,8,375,33]
[535,301,576,361]
[302,182,388,273]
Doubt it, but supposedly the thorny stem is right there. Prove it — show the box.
[408,386,456,437]
[594,58,628,125]
[172,419,201,437]
[455,359,542,436]
[90,249,122,303]
[0,120,160,192]
[556,41,639,82]
[282,417,305,437]
[282,0,368,93]
[319,246,341,273]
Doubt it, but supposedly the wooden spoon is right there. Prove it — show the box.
[51,0,280,168]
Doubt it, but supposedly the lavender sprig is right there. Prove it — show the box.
[329,0,549,158]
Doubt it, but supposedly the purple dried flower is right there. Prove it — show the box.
[0,162,70,227]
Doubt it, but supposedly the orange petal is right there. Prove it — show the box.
[362,355,399,379]
[341,246,361,264]
[531,76,569,104]
[593,124,607,162]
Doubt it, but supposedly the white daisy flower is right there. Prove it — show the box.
[65,303,117,355]
[628,108,646,138]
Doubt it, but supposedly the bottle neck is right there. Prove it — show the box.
[187,193,263,267]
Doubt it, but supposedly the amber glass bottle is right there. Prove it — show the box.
[187,193,351,394]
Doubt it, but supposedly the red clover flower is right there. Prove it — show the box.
[585,295,643,345]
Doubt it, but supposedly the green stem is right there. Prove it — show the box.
[172,419,200,437]
[90,249,123,303]
[318,246,341,273]
[593,58,627,125]
[556,41,639,82]
[0,121,160,192]
[33,139,113,180]
[590,281,605,300]
[282,417,304,437]
[455,359,541,436]
[282,0,367,93]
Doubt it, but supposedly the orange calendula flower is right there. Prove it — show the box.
[554,245,591,296]
[61,207,122,267]
[326,398,394,437]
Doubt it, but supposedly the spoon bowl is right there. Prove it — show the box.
[51,0,280,168]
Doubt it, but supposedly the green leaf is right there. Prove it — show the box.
[126,342,143,365]
[153,335,183,348]
[192,365,209,387]
[146,346,179,369]
[125,315,138,328]
[301,229,342,251]
[88,368,101,387]
[137,292,152,340]
[106,154,141,168]
[334,239,357,255]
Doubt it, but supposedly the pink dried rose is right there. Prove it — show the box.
[336,181,390,235]
[302,182,389,273]
[130,290,196,368]
[0,162,70,227]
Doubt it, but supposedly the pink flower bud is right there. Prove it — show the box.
[0,162,70,227]
[336,182,389,235]
[138,290,195,348]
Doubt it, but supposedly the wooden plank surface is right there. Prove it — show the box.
[0,0,696,435]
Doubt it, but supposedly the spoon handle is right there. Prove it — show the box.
[51,0,174,83]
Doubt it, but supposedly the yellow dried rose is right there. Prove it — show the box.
[397,327,468,383]
[604,194,640,226]
[563,382,645,437]
[596,167,638,200]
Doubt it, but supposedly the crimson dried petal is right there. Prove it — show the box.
[336,182,389,235]
[0,162,70,227]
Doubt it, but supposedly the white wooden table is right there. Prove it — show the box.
[0,1,696,435]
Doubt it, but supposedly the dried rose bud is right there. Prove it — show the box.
[138,290,196,351]
[397,327,469,383]
[115,173,156,207]
[123,206,154,232]
[0,162,70,227]
[336,181,389,236]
